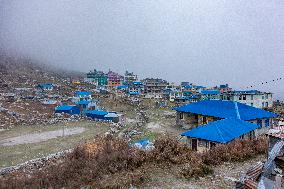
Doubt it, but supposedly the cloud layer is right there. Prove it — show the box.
[1,0,284,99]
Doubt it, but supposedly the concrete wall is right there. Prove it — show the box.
[176,112,216,129]
[176,112,198,129]
[222,93,273,109]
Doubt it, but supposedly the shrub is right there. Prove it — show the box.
[0,136,268,189]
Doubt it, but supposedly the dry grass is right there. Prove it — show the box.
[0,135,268,189]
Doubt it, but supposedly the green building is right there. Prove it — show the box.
[86,69,108,86]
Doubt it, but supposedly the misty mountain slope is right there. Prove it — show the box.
[0,54,82,89]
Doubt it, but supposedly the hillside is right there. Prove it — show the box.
[0,53,82,90]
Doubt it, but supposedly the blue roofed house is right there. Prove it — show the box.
[76,100,96,112]
[174,100,277,151]
[37,83,54,91]
[85,110,108,120]
[201,90,221,100]
[72,91,93,105]
[127,81,144,96]
[195,86,206,93]
[116,85,128,91]
[55,105,80,115]
[75,91,92,100]
[180,118,260,151]
[85,110,123,122]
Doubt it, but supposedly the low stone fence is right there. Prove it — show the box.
[0,149,72,176]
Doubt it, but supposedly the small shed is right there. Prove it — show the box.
[85,110,108,120]
[55,105,80,115]
[104,112,120,122]
[75,91,92,99]
[37,83,54,91]
[77,100,91,110]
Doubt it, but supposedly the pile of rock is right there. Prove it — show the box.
[0,149,72,176]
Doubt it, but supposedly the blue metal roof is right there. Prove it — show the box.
[184,95,199,100]
[77,100,91,105]
[181,118,259,143]
[133,81,143,85]
[201,90,220,95]
[116,85,128,89]
[129,91,140,95]
[195,86,206,89]
[38,83,54,88]
[55,105,76,111]
[85,110,108,115]
[132,139,151,148]
[75,91,91,96]
[220,84,228,88]
[173,100,277,120]
[183,85,193,89]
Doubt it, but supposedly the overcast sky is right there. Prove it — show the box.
[0,0,284,99]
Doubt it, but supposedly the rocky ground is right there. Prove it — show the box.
[140,155,266,189]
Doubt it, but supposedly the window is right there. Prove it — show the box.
[210,142,216,149]
[257,119,262,127]
[243,95,246,100]
[202,116,207,124]
[251,95,253,100]
[205,141,209,148]
[239,95,242,100]
[195,114,198,120]
[179,112,184,119]
[198,140,207,147]
[265,119,270,127]
[249,131,254,140]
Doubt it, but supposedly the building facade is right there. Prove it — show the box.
[200,90,221,100]
[124,71,138,86]
[221,90,273,109]
[107,70,123,87]
[86,69,108,86]
[142,78,169,94]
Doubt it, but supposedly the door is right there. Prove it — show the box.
[192,139,197,151]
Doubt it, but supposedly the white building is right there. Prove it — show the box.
[221,90,273,109]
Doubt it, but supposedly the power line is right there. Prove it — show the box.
[245,77,283,89]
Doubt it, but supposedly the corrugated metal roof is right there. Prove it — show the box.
[133,81,143,85]
[75,91,91,96]
[183,85,193,89]
[86,110,108,115]
[77,100,91,105]
[201,90,220,95]
[38,83,54,88]
[173,100,277,120]
[180,118,259,143]
[55,105,76,111]
[104,112,118,118]
[116,85,128,89]
[129,91,140,95]
[195,86,206,89]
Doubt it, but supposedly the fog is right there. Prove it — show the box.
[0,0,284,99]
